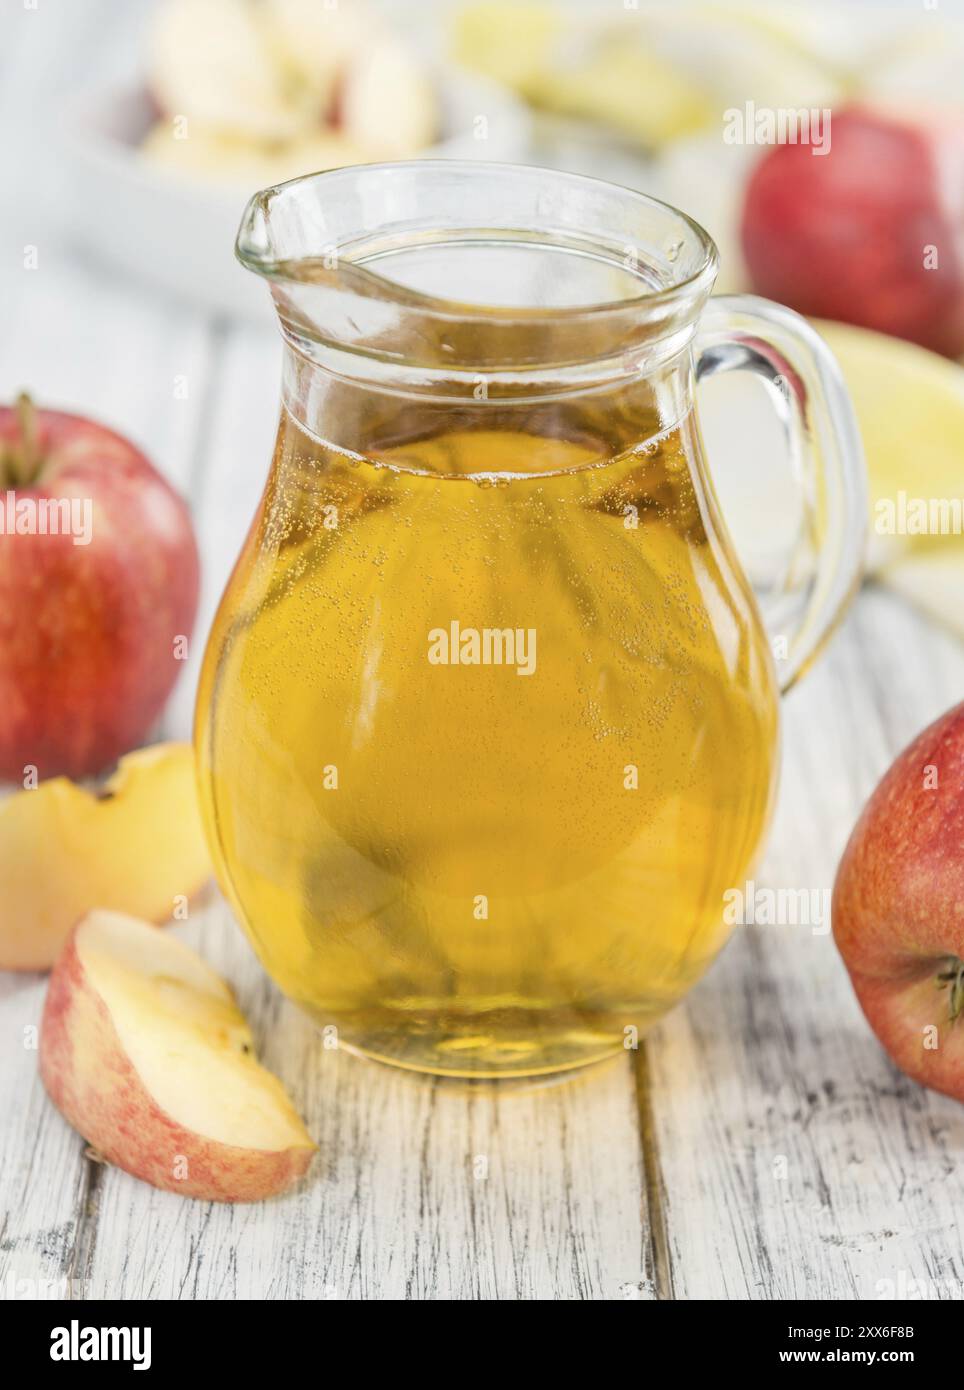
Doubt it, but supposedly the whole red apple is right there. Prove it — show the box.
[833,702,964,1101]
[742,105,964,358]
[0,396,199,781]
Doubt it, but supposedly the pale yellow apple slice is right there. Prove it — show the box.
[0,742,210,971]
[811,320,964,572]
[881,548,964,645]
[453,3,713,148]
[268,0,369,101]
[340,37,438,159]
[40,911,316,1202]
[148,0,309,141]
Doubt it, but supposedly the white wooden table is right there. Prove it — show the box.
[3,0,964,1302]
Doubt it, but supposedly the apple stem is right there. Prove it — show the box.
[3,392,39,488]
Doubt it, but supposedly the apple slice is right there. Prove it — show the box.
[0,742,210,971]
[41,911,316,1202]
[340,37,438,159]
[149,0,310,142]
[269,0,369,106]
[810,320,964,574]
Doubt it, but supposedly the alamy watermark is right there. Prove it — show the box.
[427,621,537,676]
[1,1268,87,1300]
[875,1270,964,1300]
[723,879,832,935]
[0,490,92,545]
[49,1320,151,1370]
[723,101,832,156]
[875,491,964,536]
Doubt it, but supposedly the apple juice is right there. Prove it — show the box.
[195,404,779,1077]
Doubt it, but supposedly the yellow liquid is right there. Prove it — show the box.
[195,406,779,1077]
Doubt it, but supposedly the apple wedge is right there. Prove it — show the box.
[40,911,316,1202]
[0,742,210,971]
[149,0,309,142]
[340,37,438,159]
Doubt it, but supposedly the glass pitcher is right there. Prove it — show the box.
[195,162,865,1079]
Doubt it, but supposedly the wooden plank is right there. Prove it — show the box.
[81,892,652,1301]
[647,590,964,1299]
[0,972,92,1298]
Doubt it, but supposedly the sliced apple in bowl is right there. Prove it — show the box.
[41,910,316,1202]
[0,741,210,971]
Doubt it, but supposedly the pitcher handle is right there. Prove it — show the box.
[695,294,867,694]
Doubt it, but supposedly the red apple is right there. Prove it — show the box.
[833,702,964,1101]
[742,105,964,358]
[0,396,199,781]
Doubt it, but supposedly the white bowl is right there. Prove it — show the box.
[61,72,530,323]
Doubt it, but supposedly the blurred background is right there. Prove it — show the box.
[1,0,963,736]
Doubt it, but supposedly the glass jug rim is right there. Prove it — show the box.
[237,160,721,384]
[236,159,719,325]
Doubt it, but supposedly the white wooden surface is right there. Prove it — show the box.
[3,0,964,1302]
